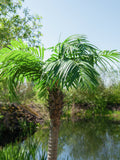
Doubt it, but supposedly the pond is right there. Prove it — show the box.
[57,118,120,160]
[1,117,120,160]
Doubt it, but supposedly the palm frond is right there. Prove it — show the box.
[96,50,120,71]
[45,58,99,90]
[0,39,45,98]
[47,35,120,89]
[1,35,120,100]
[48,34,99,66]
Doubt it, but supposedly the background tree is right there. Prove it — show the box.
[0,0,42,48]
[0,0,42,102]
[0,35,120,160]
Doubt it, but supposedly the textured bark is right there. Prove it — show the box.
[47,121,60,160]
[47,87,64,160]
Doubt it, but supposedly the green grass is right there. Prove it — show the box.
[0,137,47,160]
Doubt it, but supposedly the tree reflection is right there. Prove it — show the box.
[58,118,120,160]
[2,118,120,160]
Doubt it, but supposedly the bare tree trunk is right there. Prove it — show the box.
[47,87,64,160]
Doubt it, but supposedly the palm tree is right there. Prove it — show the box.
[0,35,119,160]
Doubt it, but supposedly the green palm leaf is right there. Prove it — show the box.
[0,35,120,99]
[0,40,45,98]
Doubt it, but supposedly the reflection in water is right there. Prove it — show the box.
[28,118,120,159]
[57,118,120,160]
[34,118,120,159]
[1,118,120,160]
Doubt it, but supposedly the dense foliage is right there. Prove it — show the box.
[63,81,120,118]
[0,0,42,101]
[0,0,42,48]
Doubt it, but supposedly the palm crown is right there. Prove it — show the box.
[0,35,120,97]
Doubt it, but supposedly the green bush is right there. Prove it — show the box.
[64,82,120,114]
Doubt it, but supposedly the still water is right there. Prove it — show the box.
[1,117,120,160]
[35,117,120,160]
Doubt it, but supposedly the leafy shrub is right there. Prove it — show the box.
[64,82,120,114]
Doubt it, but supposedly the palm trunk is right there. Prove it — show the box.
[47,120,60,160]
[47,87,64,160]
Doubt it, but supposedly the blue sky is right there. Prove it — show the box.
[24,0,120,59]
